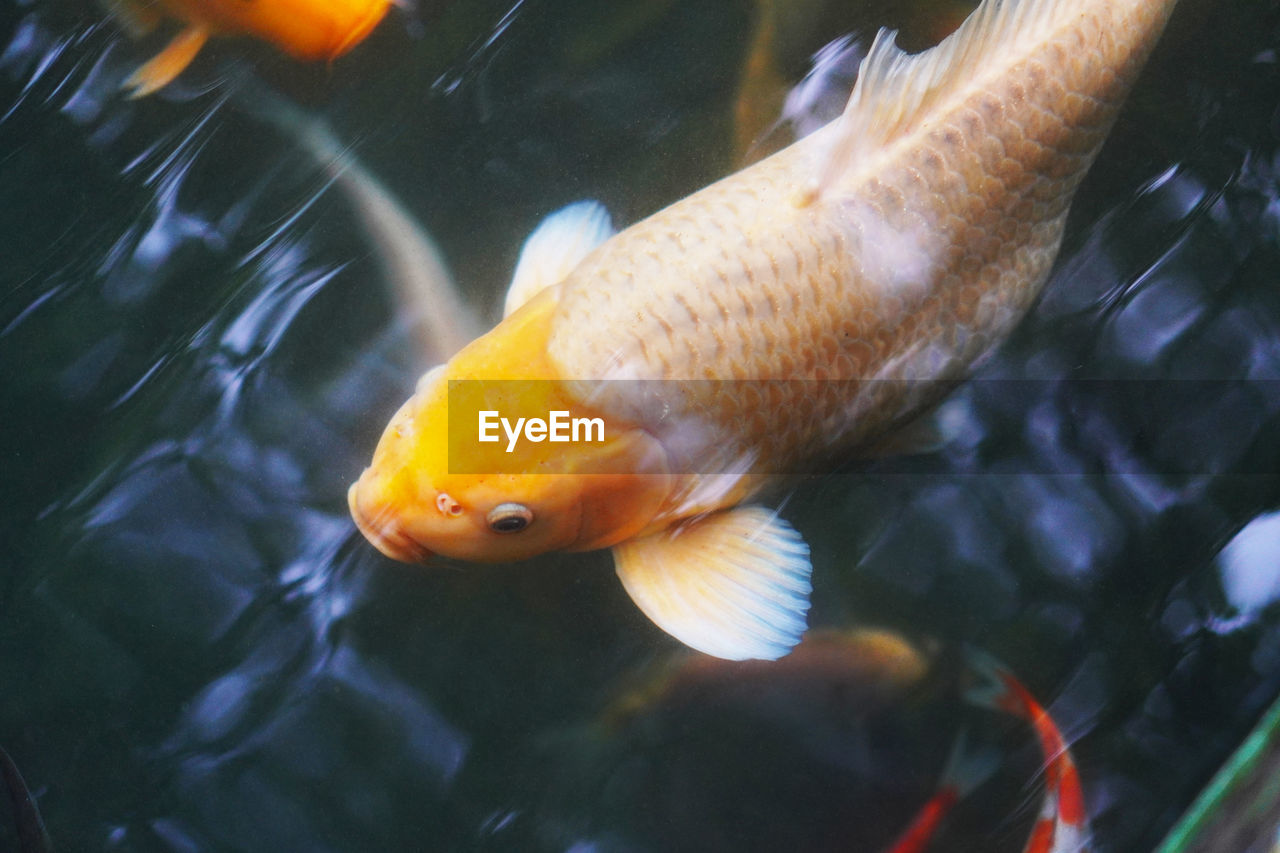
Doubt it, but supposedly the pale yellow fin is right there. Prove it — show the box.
[504,201,614,318]
[803,0,1075,201]
[100,0,160,38]
[613,506,811,661]
[122,24,210,99]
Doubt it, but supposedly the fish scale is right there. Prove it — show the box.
[545,0,1174,512]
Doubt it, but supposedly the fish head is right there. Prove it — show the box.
[349,292,674,564]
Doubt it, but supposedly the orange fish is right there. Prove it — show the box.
[106,0,391,97]
[350,0,1180,660]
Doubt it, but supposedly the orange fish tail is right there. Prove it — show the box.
[122,24,209,98]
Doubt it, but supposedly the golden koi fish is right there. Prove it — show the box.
[106,0,391,98]
[350,0,1180,660]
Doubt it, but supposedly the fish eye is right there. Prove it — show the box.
[487,503,533,533]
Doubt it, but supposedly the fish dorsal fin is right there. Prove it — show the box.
[504,201,614,318]
[806,0,1074,201]
[613,505,811,661]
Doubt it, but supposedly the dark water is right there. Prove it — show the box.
[1,0,1278,850]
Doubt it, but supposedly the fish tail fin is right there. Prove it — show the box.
[882,729,998,853]
[963,646,1074,767]
[939,728,1000,799]
[122,24,210,98]
[962,648,1093,849]
[961,645,1027,716]
[801,0,1075,203]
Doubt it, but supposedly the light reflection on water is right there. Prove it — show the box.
[0,0,1278,850]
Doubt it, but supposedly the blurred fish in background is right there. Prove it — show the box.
[104,0,393,97]
[238,85,484,364]
[530,631,1091,852]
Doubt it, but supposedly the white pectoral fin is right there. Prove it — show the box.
[504,200,614,317]
[613,506,812,661]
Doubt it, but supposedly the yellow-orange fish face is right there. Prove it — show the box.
[349,466,587,565]
[348,369,675,566]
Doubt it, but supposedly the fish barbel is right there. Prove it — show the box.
[350,0,1180,660]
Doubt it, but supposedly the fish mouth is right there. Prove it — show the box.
[348,480,434,563]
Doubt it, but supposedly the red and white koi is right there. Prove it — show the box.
[880,650,1089,853]
[963,650,1090,853]
[884,730,997,853]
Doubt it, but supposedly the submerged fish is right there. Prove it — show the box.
[106,0,391,98]
[963,650,1090,853]
[886,649,1089,852]
[599,626,934,732]
[589,631,1086,852]
[350,0,1180,659]
[237,86,483,365]
[883,730,996,853]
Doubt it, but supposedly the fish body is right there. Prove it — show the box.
[238,88,484,365]
[350,0,1180,660]
[109,0,390,97]
[544,0,1176,492]
[964,650,1090,853]
[599,627,932,731]
[884,732,994,853]
[887,649,1090,852]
